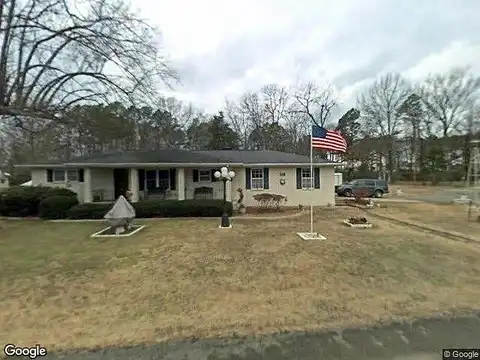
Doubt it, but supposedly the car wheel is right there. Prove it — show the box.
[344,189,352,197]
[374,190,383,198]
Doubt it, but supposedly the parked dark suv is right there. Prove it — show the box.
[336,179,389,198]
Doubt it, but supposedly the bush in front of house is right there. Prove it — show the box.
[66,202,113,219]
[66,199,233,219]
[39,195,79,220]
[0,186,77,217]
[253,193,286,212]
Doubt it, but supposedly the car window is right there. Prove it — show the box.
[364,180,375,186]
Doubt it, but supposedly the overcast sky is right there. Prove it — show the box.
[133,0,480,114]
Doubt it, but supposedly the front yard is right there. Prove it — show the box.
[2,208,480,351]
[371,202,480,240]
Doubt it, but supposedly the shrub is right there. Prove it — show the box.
[352,188,370,205]
[66,203,113,219]
[66,199,233,219]
[0,186,77,217]
[39,195,79,220]
[252,193,286,211]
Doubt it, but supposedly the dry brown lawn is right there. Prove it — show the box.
[2,208,480,351]
[390,183,462,196]
[372,202,480,240]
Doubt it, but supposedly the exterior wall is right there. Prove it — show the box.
[91,168,114,201]
[31,168,85,203]
[232,166,335,207]
[184,168,225,199]
[30,165,336,206]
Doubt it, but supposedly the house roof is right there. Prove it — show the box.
[15,149,338,168]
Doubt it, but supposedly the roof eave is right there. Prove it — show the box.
[248,162,339,166]
[15,162,244,168]
[15,161,341,168]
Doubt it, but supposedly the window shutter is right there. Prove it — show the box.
[78,169,84,183]
[138,169,145,191]
[263,168,269,189]
[314,168,320,189]
[169,168,176,190]
[47,169,53,183]
[193,169,199,182]
[245,168,251,189]
[211,169,217,182]
[296,168,302,189]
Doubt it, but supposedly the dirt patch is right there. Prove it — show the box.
[2,212,480,351]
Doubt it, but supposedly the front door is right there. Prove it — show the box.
[114,169,129,199]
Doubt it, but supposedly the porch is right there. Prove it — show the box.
[82,167,234,203]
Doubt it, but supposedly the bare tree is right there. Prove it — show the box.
[358,72,411,181]
[0,0,177,127]
[238,91,266,149]
[420,67,480,138]
[224,99,249,149]
[293,81,336,127]
[261,84,289,124]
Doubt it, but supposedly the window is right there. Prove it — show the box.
[251,168,264,189]
[198,169,211,182]
[53,169,65,182]
[146,170,157,190]
[301,168,313,189]
[364,180,375,187]
[66,169,78,181]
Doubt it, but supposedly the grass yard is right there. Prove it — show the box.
[2,208,480,351]
[390,183,460,196]
[371,202,480,240]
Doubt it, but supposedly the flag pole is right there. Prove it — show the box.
[310,125,314,235]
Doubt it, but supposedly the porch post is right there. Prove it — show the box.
[225,178,232,202]
[177,168,185,200]
[83,168,92,203]
[129,168,139,202]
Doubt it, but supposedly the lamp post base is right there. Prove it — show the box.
[219,212,231,228]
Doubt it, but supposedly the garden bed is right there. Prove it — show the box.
[343,216,373,228]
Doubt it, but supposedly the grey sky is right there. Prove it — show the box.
[134,0,480,113]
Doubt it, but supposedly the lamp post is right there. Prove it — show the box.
[214,166,235,228]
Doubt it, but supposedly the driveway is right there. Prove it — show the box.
[46,312,480,359]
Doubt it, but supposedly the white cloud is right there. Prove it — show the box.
[404,41,480,80]
[131,0,480,113]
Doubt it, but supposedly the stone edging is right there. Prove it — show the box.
[234,210,306,220]
[44,211,307,223]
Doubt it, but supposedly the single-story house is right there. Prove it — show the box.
[15,149,340,207]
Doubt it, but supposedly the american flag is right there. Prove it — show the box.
[311,125,347,153]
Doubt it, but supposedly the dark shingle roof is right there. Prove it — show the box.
[66,149,222,164]
[192,150,328,164]
[18,149,336,166]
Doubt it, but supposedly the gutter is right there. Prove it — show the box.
[15,162,341,168]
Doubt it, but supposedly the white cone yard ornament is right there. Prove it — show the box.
[91,195,145,237]
[104,195,135,233]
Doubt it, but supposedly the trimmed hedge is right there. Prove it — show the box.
[0,186,77,217]
[39,195,79,220]
[66,202,114,219]
[67,199,233,219]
